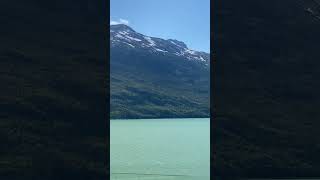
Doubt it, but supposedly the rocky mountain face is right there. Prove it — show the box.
[213,0,320,178]
[110,24,209,65]
[110,24,210,119]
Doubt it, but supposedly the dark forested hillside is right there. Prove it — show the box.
[213,0,320,178]
[0,0,108,179]
[110,25,210,119]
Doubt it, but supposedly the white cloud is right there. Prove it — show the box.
[110,18,129,25]
[110,21,119,25]
[119,19,129,25]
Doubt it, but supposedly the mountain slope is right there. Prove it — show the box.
[213,0,320,178]
[110,24,210,119]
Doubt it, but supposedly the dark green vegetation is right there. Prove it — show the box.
[213,0,320,178]
[110,30,210,119]
[0,0,108,179]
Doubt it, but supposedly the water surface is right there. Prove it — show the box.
[111,118,210,180]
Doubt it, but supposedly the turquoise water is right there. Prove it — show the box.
[110,118,210,180]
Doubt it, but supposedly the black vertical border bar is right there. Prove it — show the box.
[210,0,213,178]
[210,0,217,179]
[106,0,111,179]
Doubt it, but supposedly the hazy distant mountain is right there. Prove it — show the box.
[110,24,210,119]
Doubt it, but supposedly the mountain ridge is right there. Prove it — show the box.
[110,24,210,65]
[110,24,210,119]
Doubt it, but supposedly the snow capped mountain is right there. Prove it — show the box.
[110,24,209,65]
[110,24,210,119]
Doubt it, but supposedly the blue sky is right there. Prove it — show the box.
[110,0,210,53]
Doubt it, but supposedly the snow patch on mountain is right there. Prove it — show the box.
[144,36,156,47]
[123,42,135,48]
[110,24,209,65]
[185,49,196,55]
[154,48,168,53]
[114,30,142,42]
[127,36,142,42]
